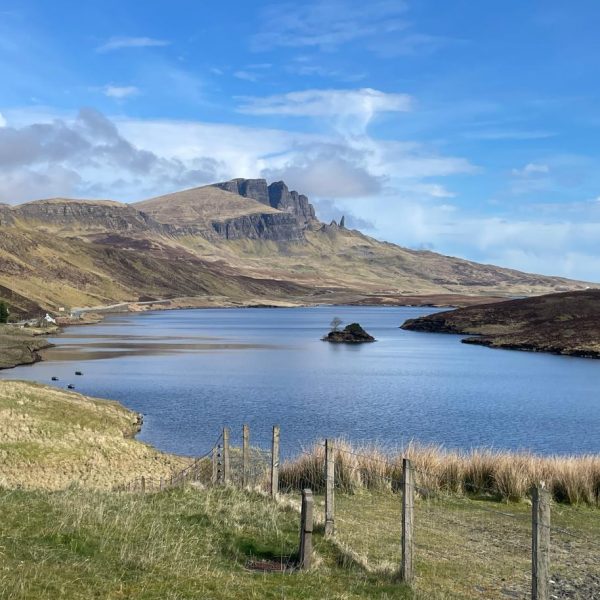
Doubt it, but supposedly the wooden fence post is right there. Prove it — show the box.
[159,477,164,491]
[532,482,551,600]
[325,439,335,536]
[211,446,218,485]
[223,427,230,485]
[242,424,250,488]
[140,476,146,494]
[271,425,280,498]
[401,458,414,584]
[298,489,314,569]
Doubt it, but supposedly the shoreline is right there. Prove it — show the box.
[1,378,598,498]
[64,291,507,320]
[5,294,482,370]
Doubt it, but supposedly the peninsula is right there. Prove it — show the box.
[401,289,600,358]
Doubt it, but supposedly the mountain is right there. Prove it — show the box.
[401,290,600,358]
[135,184,306,241]
[0,178,593,318]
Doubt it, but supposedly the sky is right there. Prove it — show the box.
[1,0,600,281]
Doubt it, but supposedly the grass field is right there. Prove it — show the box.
[1,484,598,600]
[0,486,413,600]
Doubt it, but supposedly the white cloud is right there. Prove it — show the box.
[239,88,412,118]
[263,144,383,198]
[512,162,550,177]
[238,88,412,136]
[0,112,6,127]
[97,36,170,53]
[103,85,139,99]
[233,71,259,82]
[252,0,408,51]
[0,108,220,203]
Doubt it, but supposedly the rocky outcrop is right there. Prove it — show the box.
[267,181,316,226]
[213,179,317,228]
[211,212,304,241]
[8,195,308,244]
[322,323,376,343]
[215,178,271,206]
[0,204,15,227]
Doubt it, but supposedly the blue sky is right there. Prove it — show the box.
[1,0,600,281]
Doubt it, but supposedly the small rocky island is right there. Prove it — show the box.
[323,322,376,344]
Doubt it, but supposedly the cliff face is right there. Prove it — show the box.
[211,212,304,241]
[213,178,317,228]
[7,187,313,244]
[11,200,168,235]
[135,182,313,242]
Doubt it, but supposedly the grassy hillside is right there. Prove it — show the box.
[136,185,280,226]
[0,225,311,317]
[401,289,600,358]
[0,381,188,489]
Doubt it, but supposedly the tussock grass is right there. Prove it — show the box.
[280,439,600,505]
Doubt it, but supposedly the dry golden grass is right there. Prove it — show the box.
[280,439,600,505]
[0,380,189,490]
[136,185,280,226]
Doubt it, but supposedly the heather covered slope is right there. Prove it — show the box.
[401,289,600,357]
[0,220,311,317]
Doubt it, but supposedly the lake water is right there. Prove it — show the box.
[2,306,599,457]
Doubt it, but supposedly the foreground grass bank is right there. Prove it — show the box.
[1,484,598,600]
[1,381,599,598]
[0,380,188,489]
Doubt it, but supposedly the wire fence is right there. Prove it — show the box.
[113,432,222,492]
[112,426,600,599]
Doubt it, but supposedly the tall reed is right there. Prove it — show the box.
[279,439,600,506]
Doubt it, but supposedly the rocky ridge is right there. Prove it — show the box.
[213,178,317,227]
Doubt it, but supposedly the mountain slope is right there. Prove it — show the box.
[0,178,594,317]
